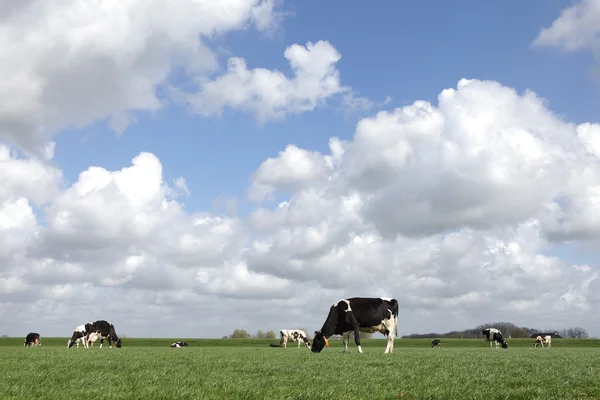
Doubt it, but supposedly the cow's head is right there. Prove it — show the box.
[501,341,508,349]
[67,340,75,348]
[311,331,326,353]
[114,338,122,348]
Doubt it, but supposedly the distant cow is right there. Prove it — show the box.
[431,339,441,347]
[86,320,122,348]
[171,341,189,348]
[312,297,399,354]
[482,328,508,349]
[67,323,95,348]
[533,334,552,348]
[270,330,311,349]
[24,333,41,347]
[543,335,551,348]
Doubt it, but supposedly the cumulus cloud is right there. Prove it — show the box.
[2,78,600,338]
[244,78,600,335]
[188,40,350,121]
[0,0,283,158]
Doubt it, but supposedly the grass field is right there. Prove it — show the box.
[2,337,599,399]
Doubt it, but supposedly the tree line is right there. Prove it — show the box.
[401,321,590,339]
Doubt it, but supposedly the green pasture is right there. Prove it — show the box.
[1,337,599,399]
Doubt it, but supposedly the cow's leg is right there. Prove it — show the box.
[343,334,349,353]
[297,340,301,349]
[99,338,103,349]
[353,328,363,354]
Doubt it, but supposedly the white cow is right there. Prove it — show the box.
[534,335,552,348]
[276,329,311,349]
[543,335,552,348]
[534,335,544,348]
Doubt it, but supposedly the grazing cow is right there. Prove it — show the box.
[270,330,311,349]
[67,323,95,348]
[311,297,399,354]
[431,339,441,348]
[171,341,189,348]
[24,333,41,347]
[534,335,544,348]
[85,320,122,348]
[482,328,508,349]
[543,335,552,348]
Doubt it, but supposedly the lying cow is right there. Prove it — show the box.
[24,332,41,347]
[431,339,441,348]
[482,328,508,349]
[171,341,189,348]
[270,330,311,349]
[312,297,399,354]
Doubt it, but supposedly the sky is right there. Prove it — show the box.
[2,0,600,339]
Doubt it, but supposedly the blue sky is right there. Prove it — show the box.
[2,0,600,338]
[52,0,600,215]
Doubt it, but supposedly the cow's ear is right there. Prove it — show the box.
[314,331,319,336]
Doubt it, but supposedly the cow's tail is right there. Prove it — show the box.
[392,299,399,337]
[269,344,282,348]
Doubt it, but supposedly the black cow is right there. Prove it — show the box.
[24,332,41,347]
[86,320,122,348]
[311,297,399,354]
[482,328,508,349]
[171,341,189,348]
[431,339,441,347]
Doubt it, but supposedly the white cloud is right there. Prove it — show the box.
[2,78,600,338]
[533,0,600,53]
[188,40,350,121]
[0,0,283,158]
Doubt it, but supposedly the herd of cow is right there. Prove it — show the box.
[21,297,554,352]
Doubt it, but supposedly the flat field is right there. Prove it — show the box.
[1,337,599,399]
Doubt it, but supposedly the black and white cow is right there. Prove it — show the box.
[311,297,399,354]
[24,332,41,347]
[86,320,122,348]
[171,341,189,348]
[67,323,95,348]
[270,330,311,349]
[431,339,441,348]
[482,328,508,349]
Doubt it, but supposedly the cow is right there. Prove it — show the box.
[269,330,311,349]
[482,328,508,349]
[543,335,552,348]
[311,297,399,354]
[67,323,95,348]
[24,332,41,347]
[85,320,122,348]
[431,339,441,348]
[171,341,189,348]
[534,335,544,348]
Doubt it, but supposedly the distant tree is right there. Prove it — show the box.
[254,330,266,339]
[265,330,276,339]
[559,327,589,339]
[230,329,250,339]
